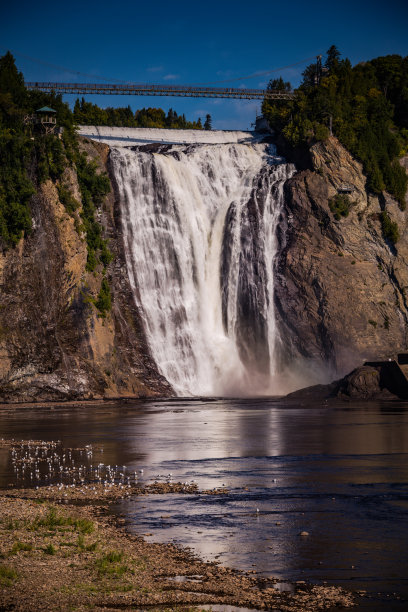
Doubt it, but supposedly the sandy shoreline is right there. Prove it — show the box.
[0,480,356,612]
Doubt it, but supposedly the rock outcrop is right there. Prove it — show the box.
[0,138,172,402]
[286,360,408,401]
[275,135,408,382]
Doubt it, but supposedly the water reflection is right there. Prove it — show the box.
[1,398,408,608]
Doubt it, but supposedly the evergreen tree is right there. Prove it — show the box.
[262,46,408,207]
[301,63,318,88]
[204,114,212,130]
[0,51,26,107]
[267,77,291,92]
[325,45,341,73]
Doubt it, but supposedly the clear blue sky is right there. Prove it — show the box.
[2,0,408,130]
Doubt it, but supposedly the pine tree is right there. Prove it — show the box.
[204,114,212,130]
[325,45,341,73]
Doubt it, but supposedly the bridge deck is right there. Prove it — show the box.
[26,82,295,101]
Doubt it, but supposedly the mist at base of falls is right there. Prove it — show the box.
[111,141,295,397]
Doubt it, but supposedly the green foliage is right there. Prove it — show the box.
[262,47,408,207]
[9,541,33,555]
[94,551,128,577]
[58,184,80,214]
[43,543,56,555]
[0,564,18,587]
[34,135,66,183]
[31,507,95,534]
[73,98,203,129]
[95,277,112,316]
[74,518,95,535]
[329,194,353,219]
[77,534,98,551]
[0,51,78,250]
[74,151,112,271]
[204,114,212,130]
[0,50,114,273]
[0,131,34,247]
[4,519,21,530]
[380,211,400,244]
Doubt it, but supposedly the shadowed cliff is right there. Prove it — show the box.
[275,135,408,382]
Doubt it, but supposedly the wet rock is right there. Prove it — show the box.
[287,363,402,400]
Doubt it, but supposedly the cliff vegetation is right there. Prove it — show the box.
[0,51,171,401]
[262,47,408,208]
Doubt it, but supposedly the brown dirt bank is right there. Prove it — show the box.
[0,486,355,612]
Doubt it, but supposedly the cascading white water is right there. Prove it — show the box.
[110,142,295,396]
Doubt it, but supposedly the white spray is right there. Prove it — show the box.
[110,142,295,396]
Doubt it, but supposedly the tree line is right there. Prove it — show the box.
[262,47,408,207]
[0,51,214,251]
[73,98,208,130]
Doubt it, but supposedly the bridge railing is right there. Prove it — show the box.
[25,82,296,101]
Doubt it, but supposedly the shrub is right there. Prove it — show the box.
[0,564,18,587]
[43,543,56,555]
[380,211,399,244]
[58,184,80,214]
[95,277,112,317]
[329,194,353,219]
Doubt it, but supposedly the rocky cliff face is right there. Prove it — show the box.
[0,138,172,402]
[2,132,408,402]
[275,135,408,382]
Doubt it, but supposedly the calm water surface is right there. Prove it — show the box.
[1,397,408,610]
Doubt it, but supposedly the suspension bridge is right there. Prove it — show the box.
[25,82,296,101]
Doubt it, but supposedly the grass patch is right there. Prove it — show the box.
[59,540,77,547]
[43,543,56,555]
[77,534,98,552]
[9,540,33,555]
[94,551,129,578]
[0,564,18,587]
[30,507,94,535]
[74,518,94,535]
[4,519,21,530]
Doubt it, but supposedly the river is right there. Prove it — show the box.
[1,397,407,610]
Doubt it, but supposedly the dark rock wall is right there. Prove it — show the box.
[275,136,408,380]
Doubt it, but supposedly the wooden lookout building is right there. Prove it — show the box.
[24,106,63,137]
[34,106,57,134]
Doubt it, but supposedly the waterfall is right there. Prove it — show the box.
[110,142,295,396]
